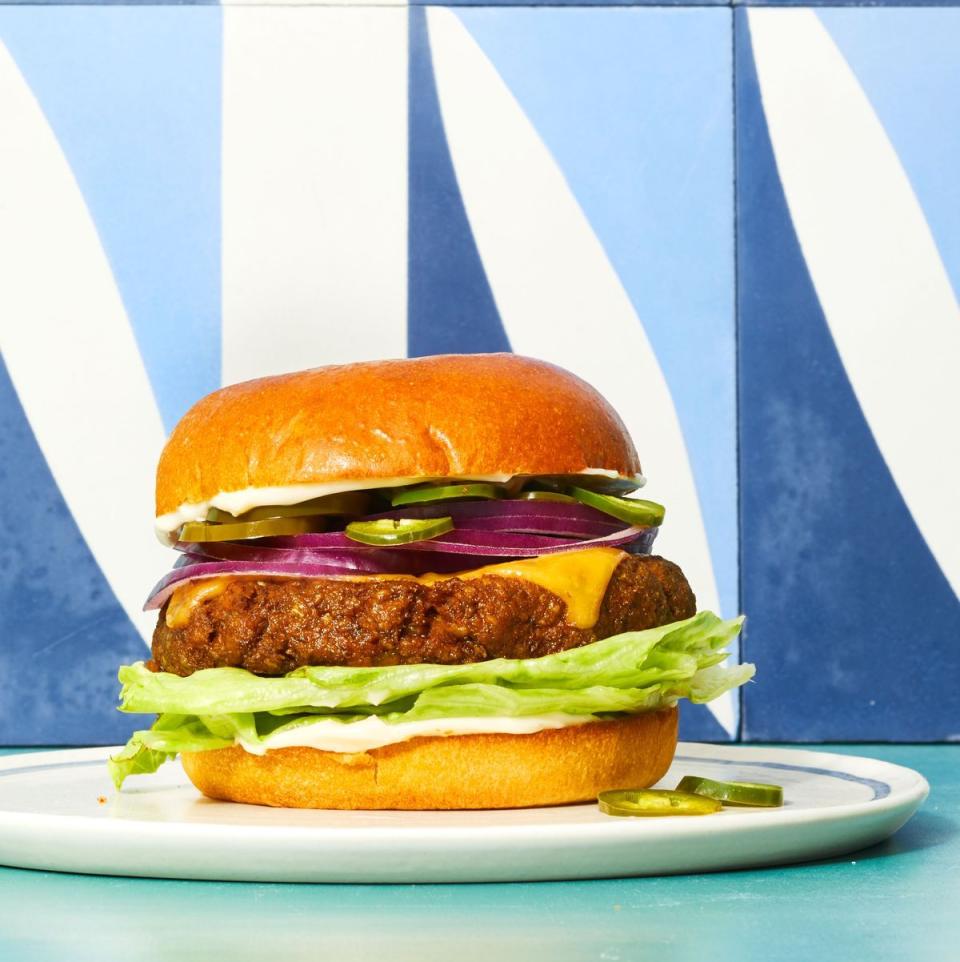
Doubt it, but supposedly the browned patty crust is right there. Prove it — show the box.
[151,555,695,677]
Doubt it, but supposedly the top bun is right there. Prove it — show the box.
[156,354,640,517]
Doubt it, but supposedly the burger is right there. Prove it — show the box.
[110,354,752,809]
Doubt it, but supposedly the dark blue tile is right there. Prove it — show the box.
[737,1,960,8]
[735,9,960,741]
[680,703,735,743]
[407,6,510,358]
[0,358,151,745]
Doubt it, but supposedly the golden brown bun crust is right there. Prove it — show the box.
[156,354,640,516]
[180,709,677,810]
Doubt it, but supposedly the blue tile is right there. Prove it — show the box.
[419,1,729,7]
[0,358,152,745]
[0,4,742,746]
[817,8,960,299]
[738,1,960,8]
[0,0,214,5]
[0,7,222,433]
[736,9,960,741]
[408,7,509,357]
[427,6,738,739]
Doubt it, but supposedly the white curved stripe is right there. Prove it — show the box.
[0,41,167,643]
[750,10,960,598]
[222,8,407,384]
[426,9,735,734]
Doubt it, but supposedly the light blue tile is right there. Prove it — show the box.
[0,7,221,433]
[817,8,960,303]
[421,0,729,6]
[452,7,738,624]
[414,7,737,739]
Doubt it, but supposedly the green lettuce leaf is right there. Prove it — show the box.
[110,612,753,788]
[106,713,233,789]
[118,612,746,715]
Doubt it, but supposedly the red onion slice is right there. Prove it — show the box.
[146,525,660,611]
[400,525,646,556]
[144,561,362,612]
[152,497,661,611]
[145,551,469,611]
[186,523,647,557]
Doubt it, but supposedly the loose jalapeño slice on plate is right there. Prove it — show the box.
[597,788,722,817]
[675,776,784,808]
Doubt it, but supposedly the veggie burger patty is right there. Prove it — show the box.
[150,554,695,677]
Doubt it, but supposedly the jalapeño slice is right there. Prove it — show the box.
[179,516,325,543]
[206,492,375,524]
[345,516,454,546]
[518,491,579,504]
[569,487,665,527]
[598,788,721,817]
[675,775,783,808]
[390,483,503,508]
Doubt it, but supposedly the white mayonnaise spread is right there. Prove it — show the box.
[239,713,595,755]
[154,469,642,542]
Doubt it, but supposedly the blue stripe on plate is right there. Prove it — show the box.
[675,754,892,800]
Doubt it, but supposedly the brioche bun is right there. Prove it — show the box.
[156,354,640,517]
[180,709,678,810]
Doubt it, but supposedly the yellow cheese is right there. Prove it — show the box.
[417,548,626,629]
[164,547,626,631]
[165,577,230,629]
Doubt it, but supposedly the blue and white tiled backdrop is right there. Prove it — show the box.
[0,3,956,745]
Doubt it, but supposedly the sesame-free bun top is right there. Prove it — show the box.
[156,354,640,518]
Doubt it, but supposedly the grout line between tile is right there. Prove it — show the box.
[6,3,958,12]
[732,6,745,743]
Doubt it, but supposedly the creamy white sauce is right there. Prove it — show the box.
[154,469,642,542]
[237,713,594,755]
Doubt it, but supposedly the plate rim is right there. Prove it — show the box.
[0,742,930,841]
[0,743,930,881]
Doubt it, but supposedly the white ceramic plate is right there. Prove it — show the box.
[0,743,927,882]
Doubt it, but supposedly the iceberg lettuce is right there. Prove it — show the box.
[109,612,752,789]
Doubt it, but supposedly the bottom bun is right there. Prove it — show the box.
[181,708,678,810]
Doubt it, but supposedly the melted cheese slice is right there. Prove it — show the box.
[165,547,626,630]
[165,577,232,629]
[414,548,626,628]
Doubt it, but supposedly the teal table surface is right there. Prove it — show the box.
[0,744,955,962]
